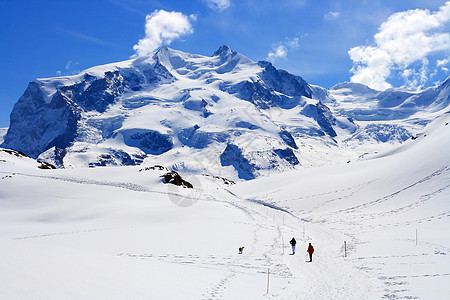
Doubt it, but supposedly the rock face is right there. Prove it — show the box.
[3,81,80,158]
[1,45,449,180]
[163,171,193,188]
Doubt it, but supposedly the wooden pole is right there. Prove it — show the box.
[266,268,270,294]
[415,229,418,246]
[344,241,347,258]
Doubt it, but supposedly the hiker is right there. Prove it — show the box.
[307,243,314,262]
[290,237,296,254]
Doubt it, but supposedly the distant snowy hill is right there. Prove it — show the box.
[0,128,6,144]
[1,46,449,180]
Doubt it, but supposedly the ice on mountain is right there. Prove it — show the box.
[182,98,212,117]
[278,130,298,149]
[274,148,300,165]
[86,116,125,140]
[235,121,259,130]
[347,124,411,143]
[119,129,173,155]
[178,125,228,149]
[220,144,256,180]
[330,81,379,96]
[376,88,414,108]
[301,102,337,137]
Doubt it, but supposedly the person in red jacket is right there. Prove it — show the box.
[307,243,314,262]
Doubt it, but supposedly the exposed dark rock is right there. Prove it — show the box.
[162,171,193,188]
[301,102,337,137]
[220,144,256,180]
[279,130,298,149]
[1,149,29,158]
[139,165,169,172]
[37,161,56,169]
[274,148,299,165]
[202,173,236,186]
[120,129,173,155]
[88,149,145,167]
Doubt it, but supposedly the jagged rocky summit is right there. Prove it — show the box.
[2,45,449,180]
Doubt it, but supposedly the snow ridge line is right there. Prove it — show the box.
[1,171,200,201]
[245,198,294,216]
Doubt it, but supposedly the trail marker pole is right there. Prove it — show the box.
[415,229,418,246]
[344,241,347,258]
[266,268,270,294]
[282,236,285,255]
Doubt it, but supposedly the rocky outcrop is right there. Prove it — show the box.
[162,171,193,188]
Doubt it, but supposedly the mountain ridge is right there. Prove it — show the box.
[1,45,449,180]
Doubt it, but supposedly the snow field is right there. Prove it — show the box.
[1,113,449,299]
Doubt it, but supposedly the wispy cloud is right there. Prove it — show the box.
[204,0,231,11]
[133,9,196,57]
[109,0,146,16]
[324,11,340,21]
[349,1,450,90]
[56,60,80,76]
[267,37,299,62]
[436,56,450,72]
[59,27,115,48]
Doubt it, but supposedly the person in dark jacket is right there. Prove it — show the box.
[290,237,296,254]
[307,243,314,262]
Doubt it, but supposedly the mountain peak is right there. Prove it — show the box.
[213,45,233,57]
[153,45,176,60]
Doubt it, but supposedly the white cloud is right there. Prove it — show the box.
[324,11,340,21]
[267,37,300,62]
[204,0,231,11]
[65,60,79,71]
[267,45,288,61]
[349,1,450,90]
[133,10,194,57]
[286,37,300,49]
[437,56,450,72]
[56,60,80,76]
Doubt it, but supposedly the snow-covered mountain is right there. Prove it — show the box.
[1,46,449,180]
[0,128,6,144]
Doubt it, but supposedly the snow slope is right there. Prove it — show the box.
[1,111,449,299]
[232,111,450,299]
[0,128,6,144]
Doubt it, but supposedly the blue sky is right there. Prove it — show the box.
[0,0,449,128]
